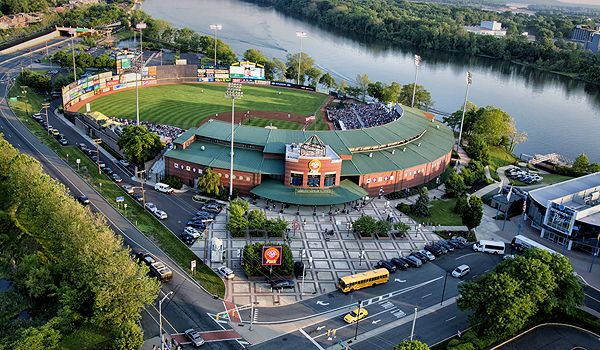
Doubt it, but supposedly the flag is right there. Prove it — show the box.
[466,71,472,85]
[414,55,422,67]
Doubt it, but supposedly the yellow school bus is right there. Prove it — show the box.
[337,268,389,293]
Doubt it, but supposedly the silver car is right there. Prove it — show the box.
[184,328,205,347]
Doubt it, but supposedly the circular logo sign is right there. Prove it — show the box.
[263,247,281,265]
[308,159,322,173]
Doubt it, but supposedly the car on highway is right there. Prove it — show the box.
[183,226,202,239]
[374,260,396,273]
[76,195,90,206]
[118,159,130,167]
[121,184,134,194]
[184,328,205,347]
[154,210,168,220]
[50,129,60,136]
[111,173,123,183]
[145,202,158,213]
[103,167,113,176]
[404,255,422,268]
[270,279,295,290]
[217,266,235,280]
[58,138,68,145]
[343,307,368,323]
[132,193,144,202]
[452,264,471,278]
[419,250,435,261]
[390,257,408,270]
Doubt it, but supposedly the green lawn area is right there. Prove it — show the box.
[242,117,303,130]
[510,172,575,187]
[8,82,225,298]
[60,324,111,350]
[83,83,328,129]
[407,198,463,226]
[489,146,519,168]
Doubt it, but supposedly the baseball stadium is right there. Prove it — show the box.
[62,60,455,205]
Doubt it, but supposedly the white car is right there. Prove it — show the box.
[145,202,158,213]
[419,249,435,261]
[217,266,235,280]
[452,264,471,278]
[119,159,130,167]
[184,226,202,239]
[154,210,168,220]
[121,184,134,194]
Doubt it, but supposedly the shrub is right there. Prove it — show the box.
[162,175,182,190]
[396,203,411,214]
[242,242,293,277]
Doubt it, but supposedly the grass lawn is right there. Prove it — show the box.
[8,82,225,297]
[242,117,303,130]
[407,198,463,226]
[510,172,575,187]
[82,83,328,129]
[60,324,111,350]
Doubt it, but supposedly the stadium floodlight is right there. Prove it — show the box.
[135,22,146,125]
[210,24,222,69]
[411,54,422,108]
[225,83,243,199]
[295,31,307,85]
[68,28,77,83]
[456,71,473,153]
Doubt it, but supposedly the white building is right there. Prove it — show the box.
[465,21,507,37]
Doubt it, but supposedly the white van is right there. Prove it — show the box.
[452,264,470,278]
[154,182,174,194]
[473,240,505,254]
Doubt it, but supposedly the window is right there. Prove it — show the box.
[290,173,303,186]
[307,174,321,187]
[324,174,336,187]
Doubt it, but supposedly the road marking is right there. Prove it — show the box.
[314,307,397,340]
[316,300,330,306]
[456,252,479,260]
[446,316,456,322]
[299,328,325,350]
[585,293,600,304]
[317,326,326,331]
[380,301,395,309]
[392,310,406,318]
[394,278,407,282]
[372,319,381,325]
[422,293,432,299]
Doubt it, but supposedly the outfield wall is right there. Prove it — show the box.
[61,64,318,112]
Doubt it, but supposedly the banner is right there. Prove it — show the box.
[270,81,316,92]
[262,246,282,266]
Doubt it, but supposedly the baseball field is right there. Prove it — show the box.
[81,83,329,130]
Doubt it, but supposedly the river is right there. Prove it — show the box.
[142,0,600,161]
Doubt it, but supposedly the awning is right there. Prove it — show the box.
[250,179,367,206]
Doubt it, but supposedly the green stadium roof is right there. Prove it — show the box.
[166,105,454,175]
[250,179,367,205]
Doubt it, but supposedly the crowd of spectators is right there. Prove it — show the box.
[113,118,185,141]
[327,103,398,130]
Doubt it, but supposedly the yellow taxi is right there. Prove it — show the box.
[343,307,368,323]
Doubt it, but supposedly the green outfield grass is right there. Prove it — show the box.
[82,83,328,129]
[242,117,304,130]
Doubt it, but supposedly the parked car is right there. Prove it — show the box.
[437,240,455,252]
[433,242,448,254]
[410,252,428,263]
[97,161,106,168]
[452,264,471,278]
[271,279,295,290]
[58,138,68,145]
[452,236,468,245]
[154,210,168,220]
[145,202,158,213]
[154,182,174,194]
[343,307,368,324]
[180,233,196,246]
[194,211,216,220]
[184,328,205,347]
[424,244,443,256]
[135,252,156,266]
[132,193,144,202]
[186,221,207,230]
[184,226,202,239]
[217,266,235,280]
[76,195,90,206]
[445,240,461,249]
[103,167,113,176]
[419,250,435,261]
[111,173,122,183]
[404,255,422,267]
[375,260,397,273]
[119,159,130,167]
[122,184,135,194]
[390,257,408,270]
[201,203,222,214]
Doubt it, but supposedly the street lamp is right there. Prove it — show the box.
[354,300,362,340]
[93,138,102,174]
[225,83,242,199]
[68,28,77,82]
[135,22,146,126]
[295,31,307,85]
[440,270,450,305]
[411,55,422,108]
[456,71,472,153]
[209,24,222,68]
[158,291,173,350]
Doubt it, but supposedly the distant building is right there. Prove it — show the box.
[0,12,42,30]
[572,24,600,42]
[585,33,600,54]
[465,21,507,37]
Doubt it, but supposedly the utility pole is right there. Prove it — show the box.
[440,271,449,305]
[42,102,50,135]
[136,169,146,208]
[411,54,421,108]
[295,31,307,85]
[158,291,173,350]
[456,71,472,153]
[249,301,258,331]
[354,300,362,340]
[209,24,222,68]
[93,138,102,174]
[225,83,242,199]
[410,307,418,341]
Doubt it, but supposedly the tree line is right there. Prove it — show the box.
[243,0,600,84]
[0,134,159,350]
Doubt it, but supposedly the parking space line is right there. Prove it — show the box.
[422,293,432,299]
[445,316,456,322]
[300,328,325,350]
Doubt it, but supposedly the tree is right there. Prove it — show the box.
[266,217,288,237]
[117,125,162,166]
[465,134,490,164]
[399,83,432,108]
[247,209,267,234]
[305,66,322,87]
[272,58,287,81]
[454,193,469,215]
[394,340,430,350]
[367,81,385,101]
[243,48,269,64]
[353,215,378,237]
[506,119,528,153]
[318,72,336,89]
[339,80,348,94]
[226,199,249,237]
[462,195,483,230]
[445,169,466,197]
[394,222,410,236]
[381,81,402,103]
[356,73,370,102]
[471,107,513,146]
[572,154,590,175]
[197,167,222,197]
[444,101,477,132]
[412,187,430,217]
[13,324,61,350]
[285,52,315,84]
